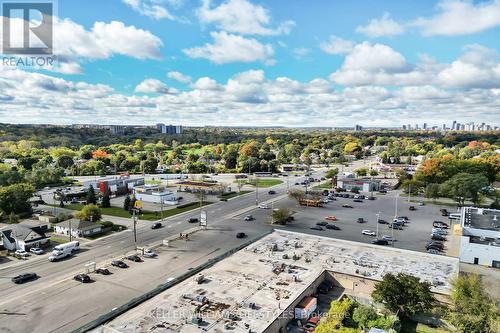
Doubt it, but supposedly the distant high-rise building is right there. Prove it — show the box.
[423,123,427,130]
[452,120,457,130]
[354,124,363,131]
[156,123,183,134]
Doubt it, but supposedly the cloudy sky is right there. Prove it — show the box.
[0,0,499,127]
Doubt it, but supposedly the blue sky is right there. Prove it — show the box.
[0,0,499,126]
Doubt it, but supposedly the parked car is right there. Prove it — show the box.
[409,206,416,211]
[431,234,446,241]
[378,189,387,194]
[244,215,254,221]
[15,250,30,257]
[440,209,449,216]
[316,221,328,227]
[362,230,376,236]
[74,274,91,283]
[303,316,320,333]
[268,190,276,195]
[388,223,403,230]
[11,273,38,284]
[325,215,337,221]
[426,242,444,251]
[220,198,228,202]
[236,232,246,238]
[357,218,366,223]
[144,249,157,258]
[96,268,111,275]
[418,202,425,206]
[187,217,199,223]
[433,221,449,229]
[427,249,441,255]
[342,204,353,208]
[372,239,389,245]
[377,219,388,224]
[127,255,142,262]
[30,247,44,255]
[353,199,363,203]
[368,196,375,200]
[381,235,396,242]
[310,226,324,231]
[111,260,128,268]
[325,224,340,230]
[151,222,162,229]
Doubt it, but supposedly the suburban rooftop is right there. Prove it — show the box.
[462,207,500,232]
[95,230,459,333]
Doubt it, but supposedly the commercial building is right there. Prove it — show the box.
[156,123,183,134]
[95,230,458,333]
[133,185,178,205]
[280,164,308,172]
[337,178,380,192]
[83,174,145,195]
[459,207,500,268]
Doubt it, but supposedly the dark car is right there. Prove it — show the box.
[96,268,111,275]
[268,190,276,195]
[220,198,228,201]
[377,219,388,224]
[151,222,162,229]
[326,224,340,230]
[368,196,375,200]
[433,221,449,229]
[11,273,38,284]
[127,255,142,262]
[111,260,128,268]
[342,204,353,208]
[74,274,91,283]
[372,239,389,245]
[426,242,444,250]
[316,221,328,226]
[409,206,416,211]
[187,217,199,223]
[440,209,449,216]
[294,182,300,185]
[357,218,366,223]
[310,226,324,231]
[342,194,350,198]
[388,223,403,230]
[378,189,387,194]
[236,232,246,239]
[353,199,363,203]
[431,234,446,241]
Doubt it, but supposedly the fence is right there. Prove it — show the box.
[71,229,274,333]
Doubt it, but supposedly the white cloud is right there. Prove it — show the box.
[319,36,354,55]
[135,79,178,94]
[1,67,499,127]
[167,71,192,84]
[293,48,311,59]
[183,31,274,65]
[413,0,500,36]
[356,13,405,37]
[330,42,500,89]
[197,0,294,36]
[122,0,175,20]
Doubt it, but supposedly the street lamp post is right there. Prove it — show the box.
[376,211,380,238]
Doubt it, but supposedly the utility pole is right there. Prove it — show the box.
[408,183,411,203]
[132,209,138,248]
[255,174,259,206]
[376,211,380,238]
[160,198,164,221]
[69,219,72,242]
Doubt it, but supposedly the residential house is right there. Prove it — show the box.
[0,225,50,251]
[54,219,103,238]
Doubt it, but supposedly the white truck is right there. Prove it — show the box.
[48,241,80,262]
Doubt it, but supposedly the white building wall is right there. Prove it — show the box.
[459,236,500,266]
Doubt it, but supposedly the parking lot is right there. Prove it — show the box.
[241,190,459,254]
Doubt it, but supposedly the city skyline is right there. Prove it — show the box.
[0,0,499,126]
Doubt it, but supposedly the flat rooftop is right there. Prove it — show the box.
[462,207,500,232]
[95,230,458,333]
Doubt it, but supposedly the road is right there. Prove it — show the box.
[0,170,327,333]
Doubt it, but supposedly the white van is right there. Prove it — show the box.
[49,241,80,262]
[53,241,80,253]
[449,213,461,220]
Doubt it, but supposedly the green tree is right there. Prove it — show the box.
[141,157,158,174]
[369,169,379,177]
[425,183,440,202]
[271,208,291,225]
[352,304,377,329]
[123,195,131,211]
[288,189,305,202]
[56,155,74,169]
[441,173,489,205]
[372,273,435,318]
[75,204,101,222]
[0,183,35,215]
[101,186,111,208]
[355,167,368,177]
[448,274,499,333]
[86,185,97,205]
[325,168,339,179]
